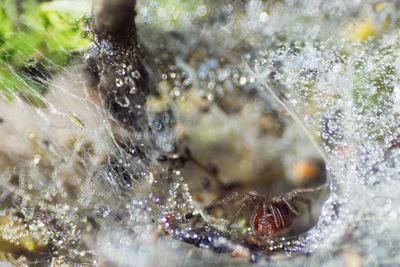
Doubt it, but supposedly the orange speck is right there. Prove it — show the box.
[292,161,318,180]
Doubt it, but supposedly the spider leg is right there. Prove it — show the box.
[285,184,327,200]
[275,206,285,227]
[293,197,312,223]
[280,197,298,216]
[227,199,253,228]
[264,202,280,228]
[209,192,256,206]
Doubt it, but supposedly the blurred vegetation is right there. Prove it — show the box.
[0,0,92,101]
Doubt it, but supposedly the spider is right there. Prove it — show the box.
[209,184,327,238]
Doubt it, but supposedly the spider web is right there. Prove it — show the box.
[2,0,400,266]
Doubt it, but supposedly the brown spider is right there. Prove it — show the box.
[209,184,327,238]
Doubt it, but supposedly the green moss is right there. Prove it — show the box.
[0,0,92,101]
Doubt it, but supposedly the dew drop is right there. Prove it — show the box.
[115,96,131,107]
[131,70,141,79]
[115,78,123,88]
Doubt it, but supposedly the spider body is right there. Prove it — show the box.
[210,185,326,237]
[251,201,295,237]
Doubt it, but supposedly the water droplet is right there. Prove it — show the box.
[115,96,131,107]
[170,88,181,97]
[208,81,216,90]
[129,87,137,94]
[33,154,41,165]
[115,78,123,88]
[131,70,141,79]
[197,5,207,16]
[153,122,162,131]
[304,115,315,127]
[124,77,132,84]
[259,12,269,22]
[206,93,214,101]
[183,78,192,86]
[327,120,337,131]
[97,205,110,218]
[239,76,248,85]
[217,68,230,81]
